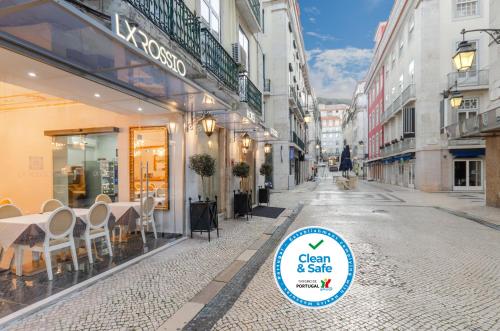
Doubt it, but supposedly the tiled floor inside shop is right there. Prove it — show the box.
[0,233,181,318]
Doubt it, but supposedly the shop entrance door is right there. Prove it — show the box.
[453,159,483,191]
[53,134,118,208]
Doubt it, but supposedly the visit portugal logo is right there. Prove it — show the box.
[273,227,355,309]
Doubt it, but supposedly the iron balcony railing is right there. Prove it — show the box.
[381,138,416,157]
[125,0,201,61]
[247,0,261,25]
[201,28,239,93]
[289,86,305,117]
[382,84,415,124]
[239,75,262,115]
[447,69,489,90]
[447,108,500,138]
[292,132,305,151]
[401,84,416,107]
[289,86,299,106]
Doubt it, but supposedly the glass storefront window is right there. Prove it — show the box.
[130,127,169,209]
[53,134,118,208]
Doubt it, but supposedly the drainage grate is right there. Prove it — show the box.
[372,209,388,214]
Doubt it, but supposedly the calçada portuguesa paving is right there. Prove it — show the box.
[6,177,500,330]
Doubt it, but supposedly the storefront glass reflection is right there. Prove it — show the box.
[52,134,118,208]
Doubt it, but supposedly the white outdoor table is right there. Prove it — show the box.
[108,202,141,221]
[0,213,51,249]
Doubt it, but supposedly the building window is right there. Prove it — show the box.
[403,107,415,135]
[455,0,479,17]
[409,60,415,82]
[459,97,479,111]
[201,0,220,38]
[458,97,479,123]
[399,37,404,56]
[239,27,249,71]
[408,15,415,36]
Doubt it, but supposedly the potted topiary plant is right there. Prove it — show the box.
[258,163,273,205]
[232,161,250,189]
[189,153,216,200]
[232,162,252,219]
[188,154,219,240]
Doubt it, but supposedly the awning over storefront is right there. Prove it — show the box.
[449,148,485,158]
[211,109,278,142]
[0,0,228,112]
[383,153,414,164]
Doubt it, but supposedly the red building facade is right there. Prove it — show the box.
[367,68,384,180]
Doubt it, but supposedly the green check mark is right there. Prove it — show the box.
[308,239,324,250]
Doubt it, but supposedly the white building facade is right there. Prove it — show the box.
[320,104,348,162]
[261,0,314,189]
[365,0,490,192]
[343,82,368,177]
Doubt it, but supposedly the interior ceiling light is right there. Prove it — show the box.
[28,72,37,77]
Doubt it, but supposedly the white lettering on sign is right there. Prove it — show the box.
[246,110,256,123]
[113,14,187,77]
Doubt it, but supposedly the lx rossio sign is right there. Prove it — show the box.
[113,13,187,77]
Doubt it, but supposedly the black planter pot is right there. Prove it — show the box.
[258,186,270,205]
[189,196,219,242]
[233,190,253,220]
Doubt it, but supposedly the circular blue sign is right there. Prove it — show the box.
[273,227,355,309]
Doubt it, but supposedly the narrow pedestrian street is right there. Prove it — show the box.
[212,176,500,330]
[4,177,500,330]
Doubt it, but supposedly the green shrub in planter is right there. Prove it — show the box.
[259,163,273,177]
[233,161,250,189]
[189,154,216,199]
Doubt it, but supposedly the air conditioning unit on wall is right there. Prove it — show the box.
[232,43,248,73]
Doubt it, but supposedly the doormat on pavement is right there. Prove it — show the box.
[252,206,286,219]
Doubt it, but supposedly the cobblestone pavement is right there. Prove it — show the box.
[213,179,500,330]
[5,217,276,331]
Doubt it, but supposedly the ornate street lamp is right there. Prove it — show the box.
[449,90,464,109]
[453,28,500,71]
[264,143,272,154]
[304,113,312,123]
[452,40,476,72]
[200,112,216,137]
[241,133,252,148]
[242,146,249,155]
[315,144,320,150]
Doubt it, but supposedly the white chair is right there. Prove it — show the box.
[80,202,113,264]
[0,204,22,219]
[95,194,112,204]
[15,207,78,280]
[138,196,157,243]
[40,199,63,213]
[156,188,166,197]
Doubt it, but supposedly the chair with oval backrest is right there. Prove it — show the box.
[95,194,112,204]
[40,199,63,213]
[79,202,112,264]
[14,207,78,280]
[0,204,22,219]
[0,198,13,206]
[137,196,157,243]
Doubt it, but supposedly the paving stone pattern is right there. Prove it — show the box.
[5,217,275,331]
[213,181,500,330]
